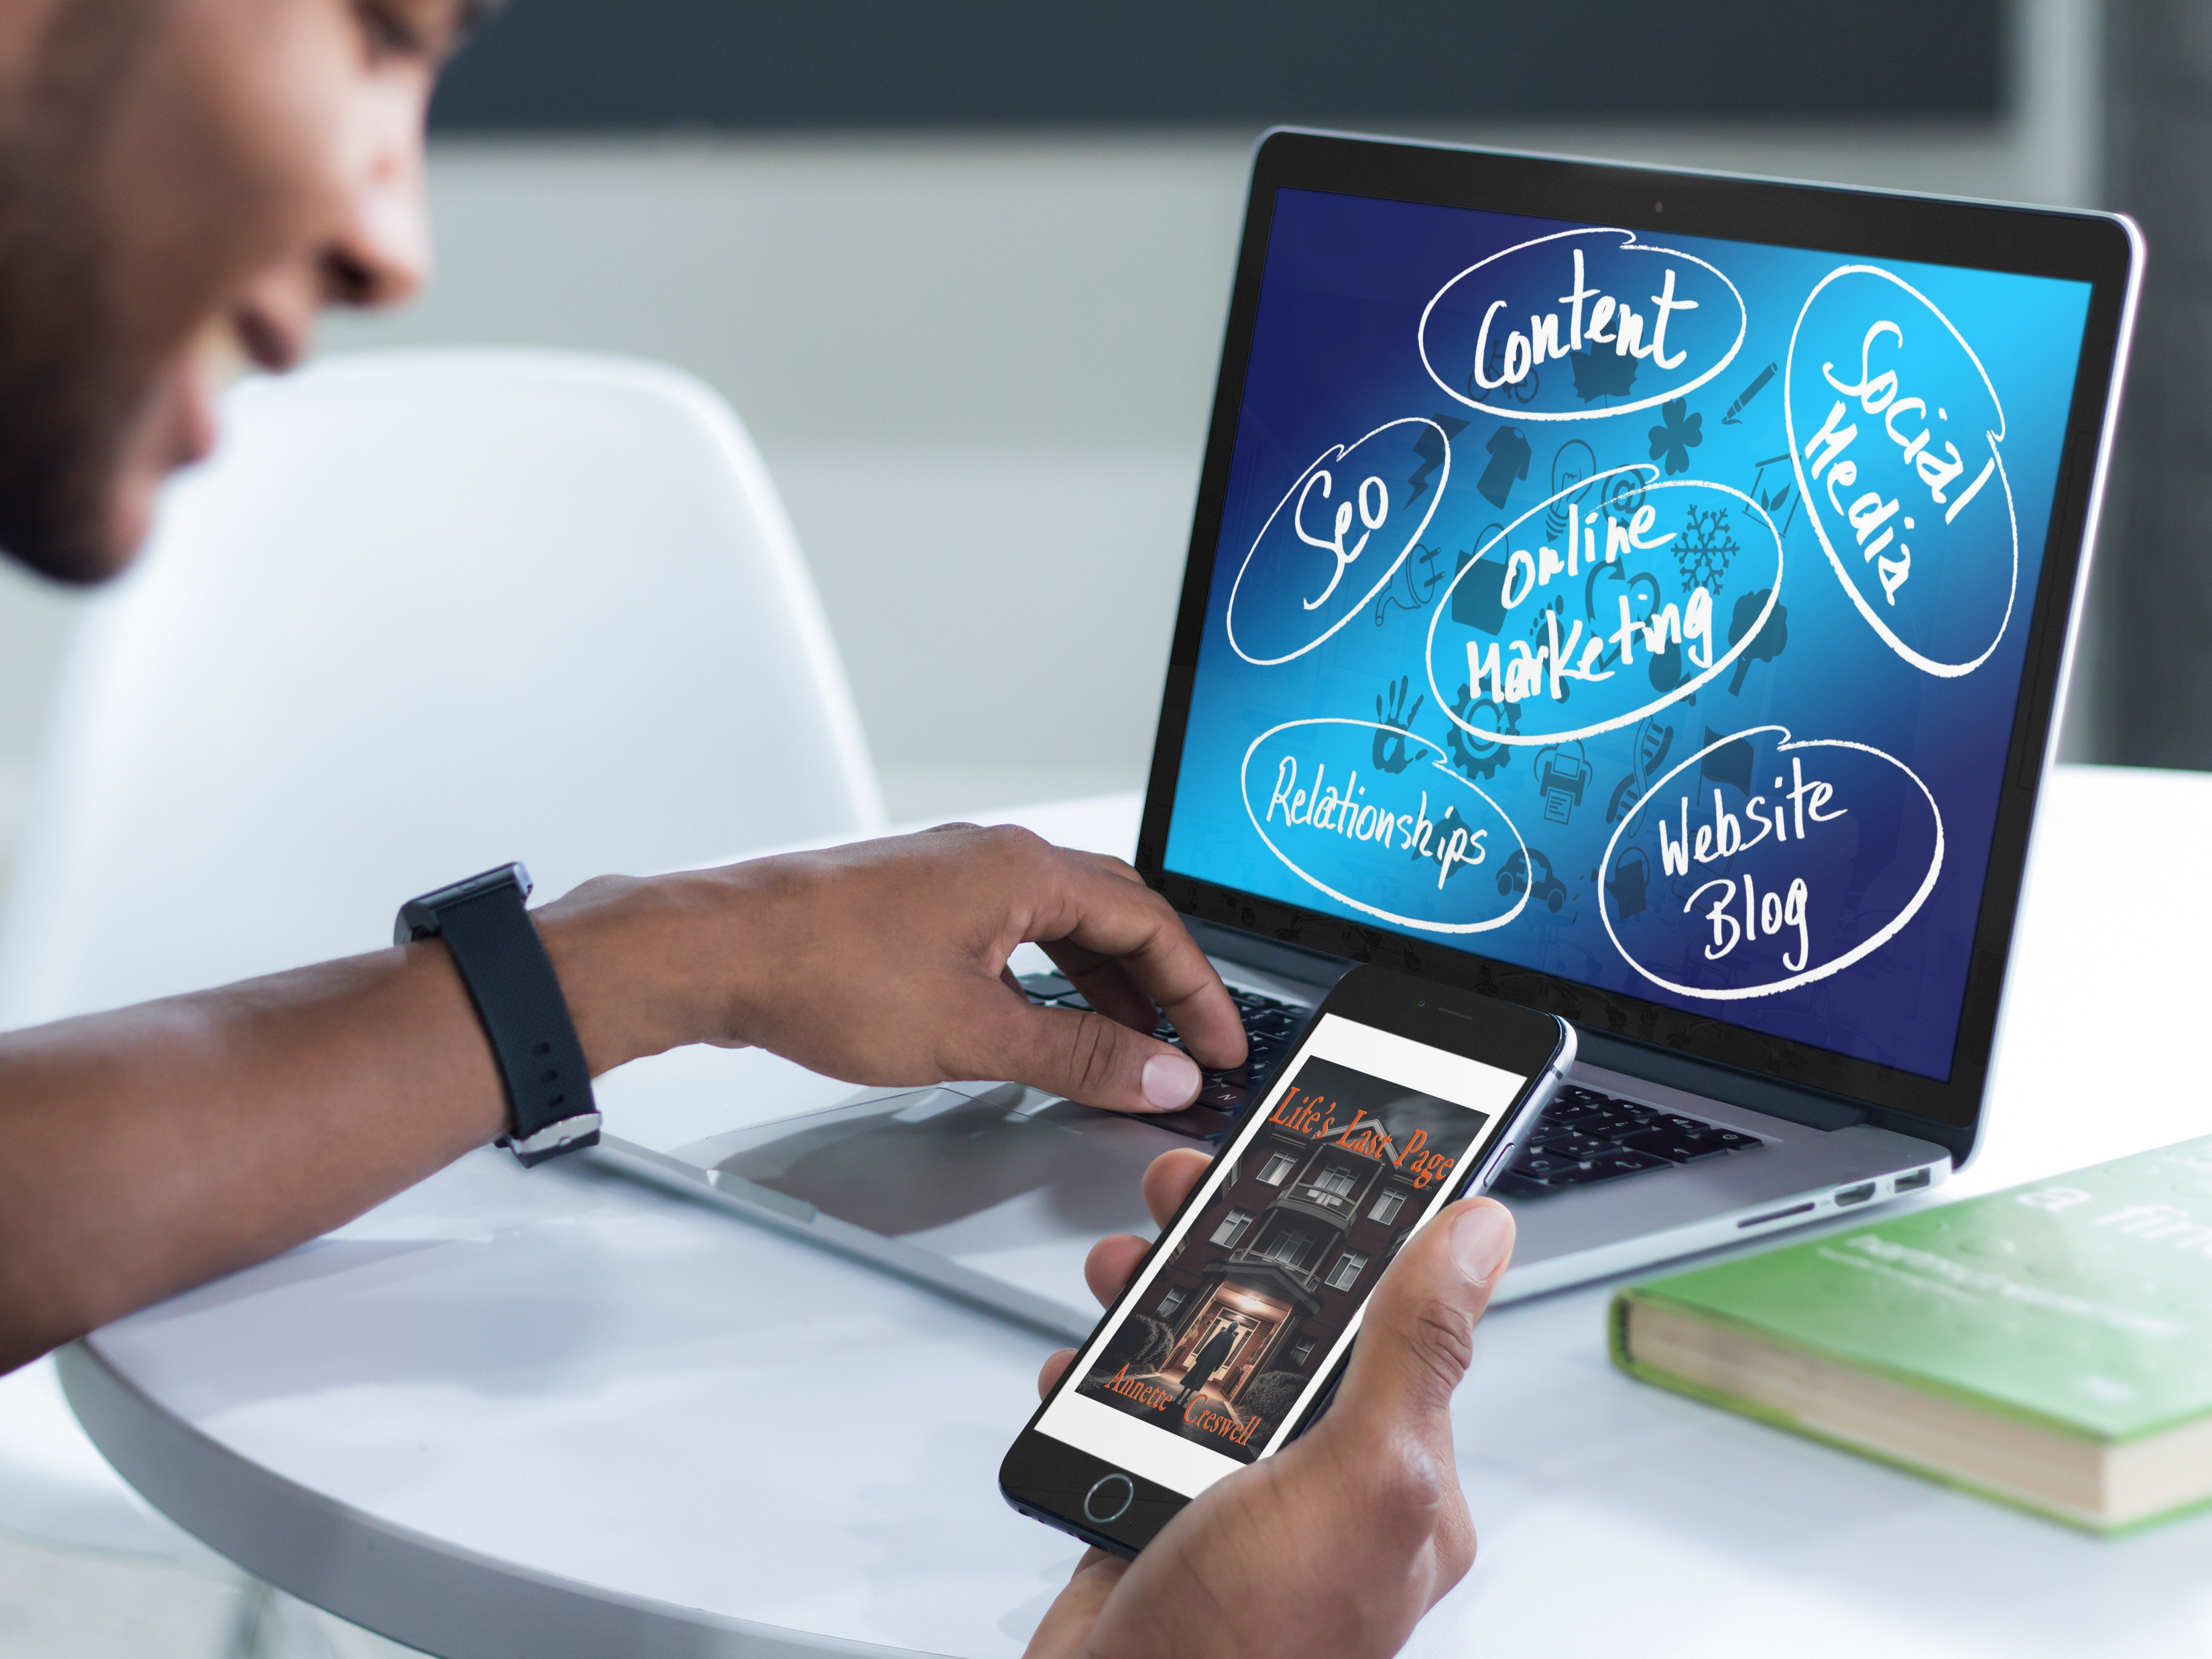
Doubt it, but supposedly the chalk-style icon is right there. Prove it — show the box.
[1406,413,1467,507]
[1534,741,1591,826]
[1647,397,1705,476]
[1477,426,1532,509]
[1719,361,1777,426]
[1604,715,1677,825]
[1449,532,1508,633]
[1746,450,1800,539]
[1371,676,1426,773]
[1727,589,1789,694]
[1676,501,1739,595]
[1699,726,1756,795]
[1570,345,1638,404]
[1607,846,1652,918]
[1544,439,1601,539]
[1446,683,1517,780]
[1497,847,1569,914]
[1371,540,1454,627]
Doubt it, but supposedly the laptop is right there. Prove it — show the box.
[594,130,2141,1341]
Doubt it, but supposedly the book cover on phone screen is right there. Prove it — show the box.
[1074,1055,1487,1461]
[1612,1135,2212,1534]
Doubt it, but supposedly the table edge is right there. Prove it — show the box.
[58,1339,950,1659]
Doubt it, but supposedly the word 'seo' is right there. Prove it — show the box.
[1241,717,1529,935]
[1599,725,1945,1001]
[1424,467,1784,747]
[1227,417,1453,666]
[1418,228,1747,422]
[1786,266,2017,678]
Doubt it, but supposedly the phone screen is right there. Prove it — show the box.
[1029,1011,1532,1499]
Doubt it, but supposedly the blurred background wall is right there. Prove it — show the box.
[1,0,2157,836]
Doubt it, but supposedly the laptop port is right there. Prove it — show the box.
[1894,1168,1933,1193]
[1835,1182,1877,1207]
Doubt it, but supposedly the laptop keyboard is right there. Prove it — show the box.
[1013,976,1766,1187]
[1490,1083,1762,1200]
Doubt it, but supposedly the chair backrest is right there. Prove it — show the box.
[0,349,882,1027]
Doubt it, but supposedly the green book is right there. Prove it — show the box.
[1610,1137,2212,1534]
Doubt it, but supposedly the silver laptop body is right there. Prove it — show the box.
[597,132,2140,1341]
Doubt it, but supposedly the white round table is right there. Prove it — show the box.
[62,768,2212,1658]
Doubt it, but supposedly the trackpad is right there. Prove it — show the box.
[672,1084,1174,1305]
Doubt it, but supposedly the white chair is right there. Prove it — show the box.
[0,349,883,1566]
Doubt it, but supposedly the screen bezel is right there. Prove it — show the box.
[1135,129,2139,1137]
[1001,967,1567,1556]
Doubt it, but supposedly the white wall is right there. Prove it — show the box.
[0,1,2103,832]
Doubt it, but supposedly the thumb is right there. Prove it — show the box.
[965,999,1203,1115]
[1331,1196,1515,1431]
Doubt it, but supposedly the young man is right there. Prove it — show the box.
[0,5,1520,1654]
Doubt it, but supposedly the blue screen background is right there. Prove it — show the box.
[1163,189,2093,1081]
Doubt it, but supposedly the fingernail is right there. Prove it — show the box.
[1142,1052,1201,1110]
[1451,1202,1515,1284]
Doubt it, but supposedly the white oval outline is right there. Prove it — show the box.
[1782,264,2018,678]
[1225,418,1451,667]
[1422,469,1783,747]
[1238,717,1530,935]
[1598,724,1945,1001]
[1417,227,1747,423]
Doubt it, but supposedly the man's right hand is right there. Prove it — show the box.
[1022,1148,1516,1659]
[534,824,1249,1117]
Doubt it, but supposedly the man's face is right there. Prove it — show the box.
[0,0,468,584]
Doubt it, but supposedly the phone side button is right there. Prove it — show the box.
[1083,1473,1136,1524]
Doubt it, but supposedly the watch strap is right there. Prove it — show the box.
[397,863,601,1167]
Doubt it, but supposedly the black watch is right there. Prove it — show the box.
[395,863,601,1167]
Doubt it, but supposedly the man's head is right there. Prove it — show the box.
[0,0,475,584]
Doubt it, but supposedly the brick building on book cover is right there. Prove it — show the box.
[1127,1059,1471,1420]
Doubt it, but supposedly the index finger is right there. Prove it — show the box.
[1038,858,1247,1070]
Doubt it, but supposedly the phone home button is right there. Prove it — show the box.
[1083,1473,1135,1524]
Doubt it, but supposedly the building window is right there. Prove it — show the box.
[1258,1150,1296,1185]
[1290,1338,1316,1369]
[1325,1250,1369,1291]
[1211,1208,1255,1247]
[1369,1188,1406,1225]
[1260,1227,1315,1269]
[1313,1163,1357,1198]
[1157,1288,1186,1320]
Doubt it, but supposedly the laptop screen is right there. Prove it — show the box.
[1160,184,2096,1085]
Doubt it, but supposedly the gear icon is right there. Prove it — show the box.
[1447,683,1518,780]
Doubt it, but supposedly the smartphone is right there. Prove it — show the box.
[999,965,1571,1556]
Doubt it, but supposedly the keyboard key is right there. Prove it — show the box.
[1198,1085,1249,1111]
[1533,1131,1617,1161]
[1020,973,1076,1001]
[1544,1148,1672,1184]
[1617,1126,1731,1164]
[1536,1098,1601,1125]
[1707,1127,1762,1150]
[1512,1150,1587,1180]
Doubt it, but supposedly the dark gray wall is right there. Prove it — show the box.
[432,1,2003,131]
[2095,2,2212,770]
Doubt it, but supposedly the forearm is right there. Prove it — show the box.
[0,831,1238,1373]
[0,940,509,1370]
[0,871,723,1372]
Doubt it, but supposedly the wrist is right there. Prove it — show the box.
[534,868,767,1074]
